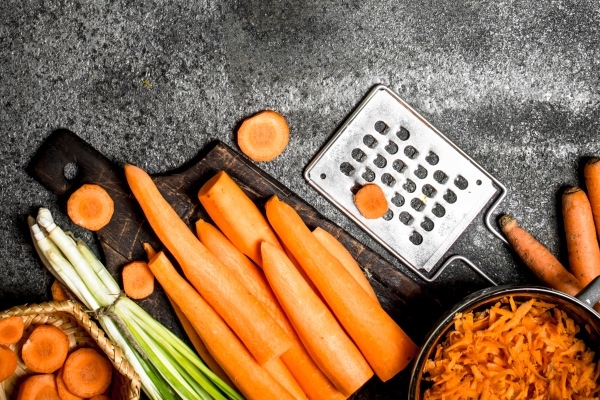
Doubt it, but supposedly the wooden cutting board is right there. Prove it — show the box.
[28,129,443,399]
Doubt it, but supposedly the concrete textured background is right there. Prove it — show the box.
[0,0,599,394]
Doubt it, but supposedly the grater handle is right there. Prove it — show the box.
[484,176,509,245]
[425,254,498,286]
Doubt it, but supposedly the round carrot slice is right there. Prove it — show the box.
[237,110,290,162]
[0,316,25,345]
[354,184,388,219]
[56,368,84,400]
[122,261,155,300]
[67,184,115,231]
[16,373,61,400]
[0,345,17,382]
[21,324,69,373]
[62,347,113,398]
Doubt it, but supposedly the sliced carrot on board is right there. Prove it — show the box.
[21,324,69,374]
[584,157,600,240]
[16,373,61,400]
[0,316,24,345]
[51,280,70,301]
[62,347,113,398]
[67,184,114,231]
[354,184,388,219]
[122,261,155,300]
[237,110,290,162]
[0,345,17,382]
[56,369,84,400]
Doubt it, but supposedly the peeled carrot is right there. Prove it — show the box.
[195,219,343,399]
[56,369,84,400]
[67,184,114,231]
[51,280,70,301]
[261,242,373,396]
[354,184,388,219]
[263,359,307,400]
[0,316,24,345]
[21,324,69,374]
[147,251,296,400]
[266,196,419,381]
[197,170,284,267]
[562,186,600,286]
[122,261,155,300]
[62,347,113,398]
[499,214,584,296]
[16,373,61,400]
[125,164,292,366]
[0,345,17,382]
[237,110,290,162]
[584,157,600,240]
[312,227,379,303]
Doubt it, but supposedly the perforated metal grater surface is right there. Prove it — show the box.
[305,85,506,283]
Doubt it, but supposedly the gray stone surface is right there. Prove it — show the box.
[1,0,598,321]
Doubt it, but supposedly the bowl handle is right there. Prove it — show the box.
[576,275,600,310]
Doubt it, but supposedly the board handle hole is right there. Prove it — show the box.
[63,162,80,181]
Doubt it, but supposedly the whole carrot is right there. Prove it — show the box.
[562,186,600,285]
[584,157,600,240]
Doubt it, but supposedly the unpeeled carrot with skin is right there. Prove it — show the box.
[148,251,296,400]
[562,186,600,286]
[196,219,344,400]
[0,316,24,345]
[266,196,419,382]
[125,164,292,366]
[584,157,600,240]
[0,345,17,382]
[21,324,69,374]
[17,373,61,400]
[122,261,155,299]
[67,184,114,231]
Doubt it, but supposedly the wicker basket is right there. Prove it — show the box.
[0,300,141,400]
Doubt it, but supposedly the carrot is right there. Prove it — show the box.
[196,219,342,399]
[62,347,113,398]
[499,214,584,296]
[122,261,154,299]
[263,359,307,400]
[147,251,296,400]
[197,170,284,267]
[353,184,388,219]
[67,184,114,231]
[21,324,69,373]
[266,196,418,382]
[261,241,373,396]
[16,373,61,400]
[125,164,292,366]
[0,316,24,345]
[562,186,600,286]
[142,242,157,259]
[312,227,379,303]
[56,368,84,400]
[0,345,17,382]
[584,157,600,240]
[237,110,290,162]
[51,280,70,301]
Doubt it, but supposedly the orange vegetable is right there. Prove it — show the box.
[147,251,296,400]
[584,157,600,240]
[312,227,378,303]
[354,184,388,219]
[563,186,600,285]
[125,164,292,366]
[21,324,69,373]
[56,369,84,400]
[0,316,25,345]
[499,214,584,296]
[263,359,307,400]
[16,373,61,400]
[51,280,70,301]
[237,110,290,162]
[266,196,418,381]
[197,170,284,267]
[0,345,17,382]
[67,184,114,231]
[122,261,155,300]
[62,347,113,398]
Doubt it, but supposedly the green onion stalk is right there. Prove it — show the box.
[29,208,243,400]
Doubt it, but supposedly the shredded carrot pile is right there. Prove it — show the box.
[423,297,600,400]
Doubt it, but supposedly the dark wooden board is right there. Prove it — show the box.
[28,129,444,399]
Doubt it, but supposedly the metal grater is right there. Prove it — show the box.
[305,85,507,283]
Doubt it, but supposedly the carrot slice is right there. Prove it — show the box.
[67,184,114,231]
[0,345,17,382]
[197,170,284,267]
[125,164,292,366]
[122,261,155,300]
[354,184,388,219]
[0,316,24,345]
[56,368,84,400]
[584,157,600,240]
[237,110,290,162]
[16,373,61,400]
[62,348,113,398]
[312,227,379,303]
[21,324,69,373]
[51,280,70,301]
[265,196,419,382]
[147,251,296,400]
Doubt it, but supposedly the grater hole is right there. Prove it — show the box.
[340,162,355,176]
[422,184,437,198]
[409,231,423,245]
[381,173,396,187]
[391,192,405,207]
[421,217,434,232]
[443,189,457,204]
[320,173,326,179]
[404,145,419,159]
[399,211,413,225]
[432,203,446,218]
[382,209,394,221]
[352,148,367,162]
[410,198,425,212]
[362,168,376,182]
[363,134,378,149]
[393,159,407,173]
[384,141,398,155]
[403,179,416,193]
[397,127,410,141]
[374,121,389,135]
[433,170,448,184]
[414,165,428,179]
[425,151,439,165]
[373,154,387,168]
[454,175,468,190]
[476,179,482,185]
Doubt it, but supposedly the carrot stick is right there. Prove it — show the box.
[354,184,388,219]
[67,183,114,231]
[147,251,296,400]
[21,324,69,374]
[122,261,155,300]
[56,369,84,400]
[584,157,600,240]
[237,110,290,162]
[62,348,113,398]
[51,279,70,301]
[197,170,284,267]
[263,359,307,400]
[261,241,373,396]
[0,316,24,345]
[312,227,379,303]
[196,219,343,399]
[16,373,61,400]
[266,196,418,381]
[499,214,584,296]
[562,186,600,286]
[124,164,292,366]
[0,345,17,382]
